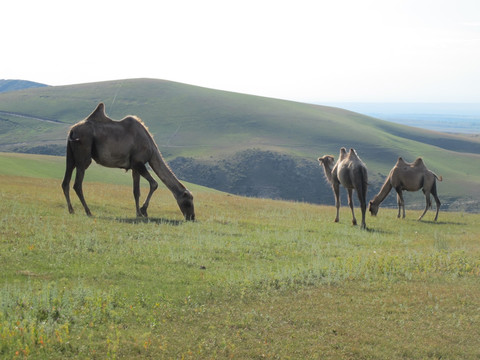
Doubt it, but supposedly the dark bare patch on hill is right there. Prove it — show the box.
[171,149,384,207]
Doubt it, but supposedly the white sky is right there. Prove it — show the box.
[2,0,480,103]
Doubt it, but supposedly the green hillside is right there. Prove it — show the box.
[0,78,479,210]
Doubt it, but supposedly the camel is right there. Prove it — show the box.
[368,157,442,221]
[318,147,368,229]
[61,103,195,220]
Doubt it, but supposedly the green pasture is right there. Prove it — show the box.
[1,152,480,359]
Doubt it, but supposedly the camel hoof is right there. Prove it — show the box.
[140,206,148,217]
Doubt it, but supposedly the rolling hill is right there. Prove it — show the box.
[0,79,48,93]
[0,78,479,211]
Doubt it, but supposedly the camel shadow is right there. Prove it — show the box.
[112,217,184,226]
[364,227,393,235]
[420,220,466,226]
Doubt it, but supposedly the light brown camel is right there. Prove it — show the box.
[61,103,195,220]
[369,157,442,221]
[318,147,368,229]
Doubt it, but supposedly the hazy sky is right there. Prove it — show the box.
[3,0,480,103]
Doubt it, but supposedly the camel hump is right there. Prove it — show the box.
[396,157,406,166]
[87,102,108,122]
[96,102,105,112]
[348,148,358,158]
[339,147,347,160]
[413,157,424,166]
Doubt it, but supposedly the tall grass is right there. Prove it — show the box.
[1,174,480,358]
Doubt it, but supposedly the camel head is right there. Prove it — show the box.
[177,190,195,221]
[368,200,379,216]
[318,155,336,184]
[318,155,335,169]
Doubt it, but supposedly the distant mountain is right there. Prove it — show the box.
[0,78,479,211]
[324,102,480,134]
[0,79,48,93]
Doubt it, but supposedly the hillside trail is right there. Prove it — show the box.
[0,111,63,124]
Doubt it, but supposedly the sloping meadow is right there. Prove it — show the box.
[1,173,480,358]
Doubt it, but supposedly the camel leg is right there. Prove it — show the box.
[431,183,441,221]
[333,182,340,223]
[132,169,143,217]
[61,157,76,214]
[356,189,367,230]
[347,188,357,226]
[395,189,405,218]
[396,193,402,218]
[418,190,432,221]
[72,166,92,217]
[134,163,158,217]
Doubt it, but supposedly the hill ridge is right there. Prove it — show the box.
[0,79,48,93]
[0,78,479,211]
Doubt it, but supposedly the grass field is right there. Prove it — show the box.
[1,159,480,358]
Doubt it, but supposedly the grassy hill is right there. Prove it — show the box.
[0,78,479,210]
[1,161,480,358]
[0,79,47,93]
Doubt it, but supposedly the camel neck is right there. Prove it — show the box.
[372,178,392,205]
[149,151,186,197]
[322,163,335,185]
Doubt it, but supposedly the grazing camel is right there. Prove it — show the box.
[318,147,368,229]
[61,103,195,220]
[369,157,442,221]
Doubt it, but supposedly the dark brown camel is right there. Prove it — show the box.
[318,147,368,229]
[369,157,442,221]
[61,103,195,220]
